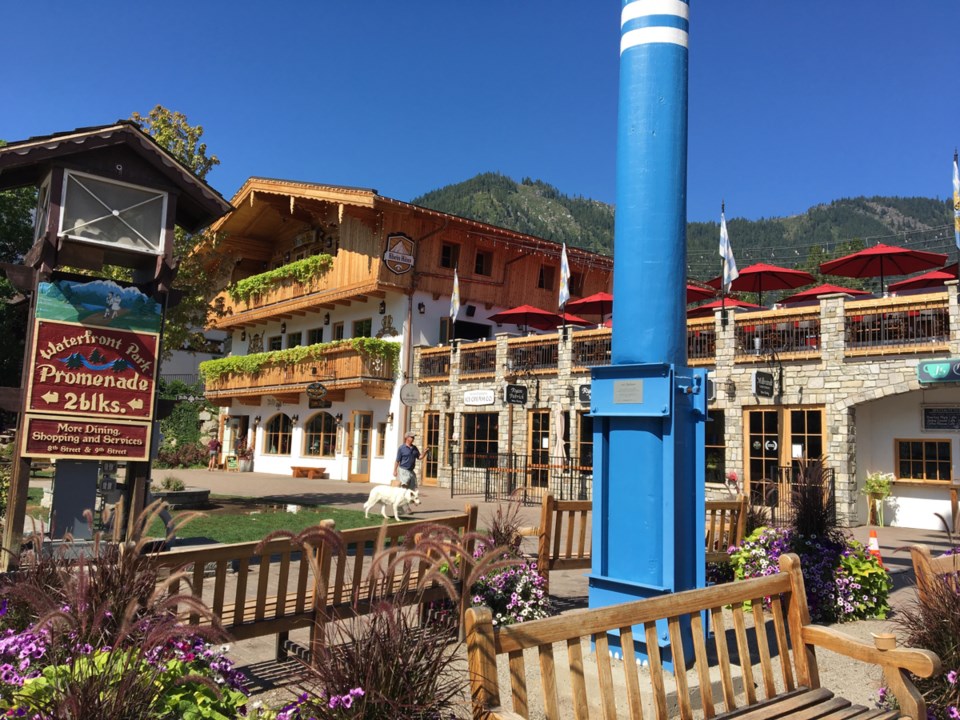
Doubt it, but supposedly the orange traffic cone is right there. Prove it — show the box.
[868,529,884,568]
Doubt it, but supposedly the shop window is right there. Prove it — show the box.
[287,331,303,348]
[474,250,493,277]
[537,265,555,291]
[578,412,593,469]
[303,412,337,457]
[462,412,498,467]
[705,411,726,484]
[307,327,323,345]
[440,243,460,269]
[353,318,372,338]
[268,336,282,351]
[263,414,292,455]
[896,439,952,482]
[439,317,451,345]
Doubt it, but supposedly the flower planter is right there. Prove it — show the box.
[152,487,211,510]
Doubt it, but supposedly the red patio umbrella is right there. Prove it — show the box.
[565,292,613,319]
[686,284,715,303]
[706,262,814,307]
[778,283,872,306]
[819,243,947,295]
[487,304,589,331]
[687,298,760,318]
[887,263,958,293]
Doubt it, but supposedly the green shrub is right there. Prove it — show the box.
[227,254,333,303]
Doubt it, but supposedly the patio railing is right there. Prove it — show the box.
[450,453,592,505]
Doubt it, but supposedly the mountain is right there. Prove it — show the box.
[411,173,956,283]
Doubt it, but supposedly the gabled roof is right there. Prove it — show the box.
[0,121,232,232]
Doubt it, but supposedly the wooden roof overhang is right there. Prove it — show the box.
[213,177,614,273]
[212,177,379,263]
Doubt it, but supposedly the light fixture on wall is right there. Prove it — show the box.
[280,321,287,334]
[253,415,262,425]
[442,391,451,408]
[324,313,330,325]
[565,385,576,403]
[291,414,299,424]
[311,366,318,375]
[378,300,386,315]
[240,329,246,341]
[417,302,426,315]
[386,412,394,426]
[334,412,343,425]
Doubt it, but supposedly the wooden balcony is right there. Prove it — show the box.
[204,345,395,405]
[211,268,388,330]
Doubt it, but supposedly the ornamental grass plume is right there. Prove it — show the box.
[0,500,250,719]
[258,517,522,719]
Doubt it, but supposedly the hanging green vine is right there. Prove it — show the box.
[227,254,334,303]
[199,337,400,381]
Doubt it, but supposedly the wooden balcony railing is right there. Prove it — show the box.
[843,295,949,356]
[506,336,559,373]
[734,309,821,360]
[415,293,957,383]
[459,341,498,377]
[571,328,611,369]
[418,347,452,380]
[204,345,394,401]
[687,318,716,362]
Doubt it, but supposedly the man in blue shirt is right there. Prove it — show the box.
[394,432,429,490]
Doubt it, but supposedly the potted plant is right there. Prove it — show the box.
[236,440,254,472]
[862,471,893,525]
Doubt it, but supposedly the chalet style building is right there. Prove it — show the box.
[203,177,612,484]
[206,176,959,531]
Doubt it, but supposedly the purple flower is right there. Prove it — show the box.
[948,669,958,684]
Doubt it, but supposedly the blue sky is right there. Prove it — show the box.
[2,2,958,223]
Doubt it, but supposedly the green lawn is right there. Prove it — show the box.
[147,503,389,545]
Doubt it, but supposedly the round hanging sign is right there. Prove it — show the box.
[400,383,421,406]
[306,382,327,399]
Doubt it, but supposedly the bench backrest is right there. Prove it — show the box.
[537,494,592,577]
[910,543,960,604]
[704,495,748,564]
[467,554,816,720]
[155,507,477,642]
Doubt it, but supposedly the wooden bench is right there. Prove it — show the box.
[466,553,940,720]
[909,544,959,604]
[704,495,748,564]
[291,465,325,479]
[154,505,477,659]
[522,494,749,591]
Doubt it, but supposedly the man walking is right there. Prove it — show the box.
[394,432,428,490]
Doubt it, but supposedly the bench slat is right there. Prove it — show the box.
[538,642,560,720]
[752,602,777,700]
[568,635,590,720]
[508,650,528,717]
[731,602,757,706]
[710,606,737,714]
[690,613,715,719]
[771,595,796,693]
[644,621,668,720]
[668,615,693,720]
[620,626,644,720]
[594,632,617,720]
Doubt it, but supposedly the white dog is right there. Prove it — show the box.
[363,485,421,521]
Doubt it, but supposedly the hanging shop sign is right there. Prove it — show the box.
[503,384,528,405]
[21,414,151,461]
[399,382,421,406]
[752,370,775,398]
[917,359,960,384]
[578,384,591,404]
[305,382,328,399]
[463,389,496,406]
[382,233,416,275]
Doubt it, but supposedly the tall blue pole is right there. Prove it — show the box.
[589,0,706,664]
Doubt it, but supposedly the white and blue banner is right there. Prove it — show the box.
[559,243,571,309]
[450,267,460,321]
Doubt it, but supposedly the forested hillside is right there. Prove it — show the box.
[411,173,956,283]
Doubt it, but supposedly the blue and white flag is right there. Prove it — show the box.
[450,267,460,321]
[953,152,959,250]
[719,209,739,294]
[558,243,571,309]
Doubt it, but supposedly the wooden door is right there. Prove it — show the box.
[424,412,440,486]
